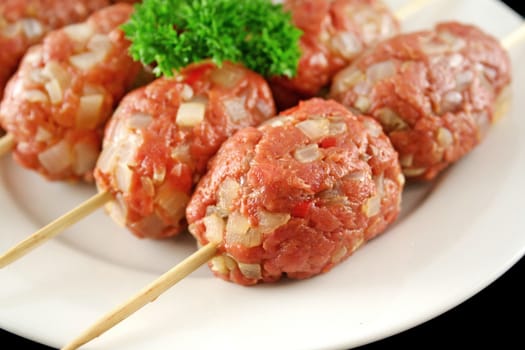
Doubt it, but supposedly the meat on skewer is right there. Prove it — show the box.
[95,61,276,239]
[270,0,401,110]
[330,21,511,180]
[186,98,404,285]
[0,0,112,99]
[0,4,142,182]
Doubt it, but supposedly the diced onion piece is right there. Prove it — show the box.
[448,53,463,68]
[115,164,133,192]
[150,164,165,184]
[87,34,112,58]
[363,195,381,217]
[256,99,274,117]
[21,19,43,40]
[309,52,329,68]
[35,127,52,142]
[366,60,396,83]
[223,255,237,271]
[329,121,347,135]
[400,154,413,167]
[474,111,491,137]
[106,194,128,227]
[42,61,71,90]
[354,95,370,112]
[481,65,497,80]
[331,32,362,59]
[24,89,48,103]
[210,66,244,88]
[170,144,191,162]
[180,84,194,101]
[363,174,384,217]
[69,51,104,71]
[72,142,98,175]
[362,21,380,43]
[345,171,368,182]
[376,108,407,132]
[294,144,321,163]
[342,69,364,86]
[203,213,225,244]
[223,97,248,122]
[127,113,152,130]
[210,255,238,274]
[226,212,262,247]
[397,173,406,186]
[210,256,228,275]
[155,185,189,222]
[437,127,453,148]
[256,211,290,234]
[332,68,364,92]
[296,119,330,140]
[351,237,365,254]
[363,119,382,137]
[420,39,449,55]
[44,79,63,104]
[121,134,143,166]
[238,263,262,280]
[403,167,427,177]
[441,91,463,113]
[63,23,94,43]
[319,189,350,206]
[38,140,72,173]
[226,212,251,238]
[261,116,294,127]
[353,81,371,95]
[176,101,206,127]
[374,173,384,197]
[331,246,348,263]
[456,70,474,89]
[96,145,117,173]
[217,178,240,216]
[28,69,45,84]
[23,49,42,65]
[76,94,104,129]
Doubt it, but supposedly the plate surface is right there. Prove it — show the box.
[1,1,524,349]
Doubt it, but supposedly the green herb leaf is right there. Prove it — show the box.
[122,0,302,78]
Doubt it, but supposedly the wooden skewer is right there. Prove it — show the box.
[61,242,218,350]
[502,22,525,50]
[0,133,15,157]
[0,191,111,268]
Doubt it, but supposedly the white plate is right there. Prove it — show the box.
[1,0,524,349]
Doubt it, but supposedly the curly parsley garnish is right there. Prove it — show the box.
[122,0,302,78]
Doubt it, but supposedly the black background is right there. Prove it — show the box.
[1,1,524,349]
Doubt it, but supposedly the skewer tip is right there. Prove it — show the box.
[61,242,218,350]
[0,191,112,269]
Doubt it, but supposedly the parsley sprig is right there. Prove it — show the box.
[122,0,302,78]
